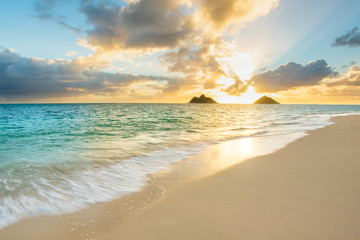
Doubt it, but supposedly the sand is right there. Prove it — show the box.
[1,115,360,240]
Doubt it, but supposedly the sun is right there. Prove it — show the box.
[212,50,262,104]
[239,86,263,103]
[215,86,263,104]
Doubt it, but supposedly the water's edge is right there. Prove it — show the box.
[1,112,359,230]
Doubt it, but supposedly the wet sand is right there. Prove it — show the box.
[1,115,360,240]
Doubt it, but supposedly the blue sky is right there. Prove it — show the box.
[232,0,360,71]
[1,0,360,103]
[0,1,90,59]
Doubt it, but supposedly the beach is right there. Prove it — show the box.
[1,114,360,240]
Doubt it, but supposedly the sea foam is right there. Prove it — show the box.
[1,104,360,229]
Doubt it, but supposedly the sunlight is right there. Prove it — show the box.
[214,51,261,104]
[239,86,263,104]
[204,137,255,173]
[215,86,263,104]
[217,52,256,81]
[217,76,235,88]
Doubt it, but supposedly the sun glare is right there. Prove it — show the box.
[216,86,262,104]
[214,51,261,104]
[240,86,262,103]
[217,76,235,88]
[217,52,256,81]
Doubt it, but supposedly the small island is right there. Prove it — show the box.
[253,95,280,104]
[189,94,218,104]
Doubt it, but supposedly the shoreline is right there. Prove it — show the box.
[1,115,360,239]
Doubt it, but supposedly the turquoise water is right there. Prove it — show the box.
[1,104,360,228]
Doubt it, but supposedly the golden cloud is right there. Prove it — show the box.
[195,0,278,32]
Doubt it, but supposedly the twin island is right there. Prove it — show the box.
[189,94,280,104]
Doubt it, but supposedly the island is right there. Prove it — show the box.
[253,95,280,104]
[189,94,218,104]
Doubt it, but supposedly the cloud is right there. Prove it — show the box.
[327,65,360,87]
[32,0,279,95]
[33,0,84,35]
[332,27,360,47]
[253,59,336,93]
[29,0,282,101]
[162,37,227,89]
[78,0,278,52]
[0,49,177,101]
[66,51,79,56]
[80,0,196,51]
[341,61,357,70]
[195,0,278,31]
[33,0,59,20]
[158,0,278,92]
[223,75,248,95]
[224,59,335,94]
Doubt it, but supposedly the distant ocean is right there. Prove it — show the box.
[1,104,360,229]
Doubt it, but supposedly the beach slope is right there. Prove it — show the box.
[1,115,360,240]
[105,115,360,240]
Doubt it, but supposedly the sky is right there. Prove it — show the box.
[0,0,360,104]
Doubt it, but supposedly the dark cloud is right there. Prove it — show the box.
[80,0,277,51]
[252,59,335,93]
[332,27,360,47]
[224,59,335,94]
[80,0,196,51]
[34,0,278,52]
[0,49,175,100]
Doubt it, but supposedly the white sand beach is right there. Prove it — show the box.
[1,115,360,240]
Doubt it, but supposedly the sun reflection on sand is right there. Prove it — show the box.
[204,137,256,172]
[173,133,305,180]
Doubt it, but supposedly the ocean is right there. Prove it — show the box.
[1,103,360,229]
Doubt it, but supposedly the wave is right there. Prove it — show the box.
[0,145,205,229]
[0,105,359,230]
